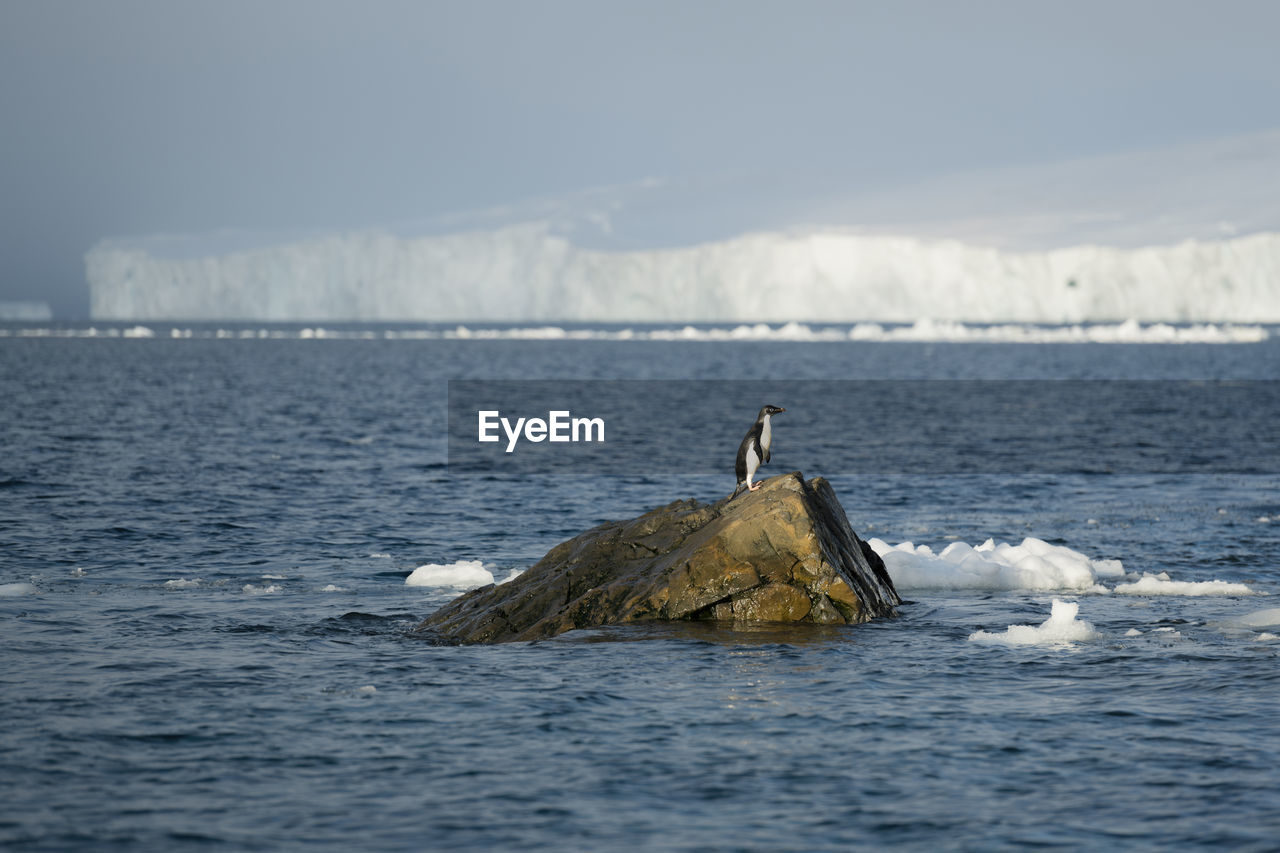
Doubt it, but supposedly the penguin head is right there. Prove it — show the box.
[759,404,786,419]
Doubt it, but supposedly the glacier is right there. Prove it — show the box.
[86,224,1280,323]
[0,301,53,321]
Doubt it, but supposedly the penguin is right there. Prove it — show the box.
[732,405,785,498]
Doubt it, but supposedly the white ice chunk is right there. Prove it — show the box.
[869,536,1117,592]
[6,320,1271,343]
[405,560,495,589]
[1236,607,1280,628]
[0,582,37,596]
[969,599,1099,647]
[1090,559,1126,578]
[1114,574,1254,596]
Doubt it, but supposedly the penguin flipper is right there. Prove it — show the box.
[734,426,758,483]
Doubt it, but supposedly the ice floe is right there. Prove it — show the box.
[870,536,1122,593]
[1235,607,1280,628]
[969,599,1099,647]
[3,320,1269,344]
[1114,573,1255,596]
[405,560,495,589]
[871,537,1257,596]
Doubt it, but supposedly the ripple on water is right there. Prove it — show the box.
[3,337,1280,849]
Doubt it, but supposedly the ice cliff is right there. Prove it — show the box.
[86,224,1280,323]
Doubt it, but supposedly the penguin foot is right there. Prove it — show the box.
[748,482,762,492]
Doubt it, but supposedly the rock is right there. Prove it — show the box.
[416,472,901,644]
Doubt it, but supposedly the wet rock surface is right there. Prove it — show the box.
[417,472,901,644]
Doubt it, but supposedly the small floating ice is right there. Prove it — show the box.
[320,584,347,593]
[0,582,37,596]
[405,560,495,589]
[1236,607,1280,628]
[969,599,1099,647]
[1114,573,1254,596]
[8,321,1269,344]
[870,536,1121,592]
[356,685,377,696]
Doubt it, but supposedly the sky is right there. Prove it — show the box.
[2,0,1279,318]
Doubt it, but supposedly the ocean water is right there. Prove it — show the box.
[3,326,1279,851]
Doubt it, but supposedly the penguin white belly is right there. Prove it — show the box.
[744,443,761,484]
[760,415,772,458]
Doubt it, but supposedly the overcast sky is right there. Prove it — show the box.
[2,0,1279,317]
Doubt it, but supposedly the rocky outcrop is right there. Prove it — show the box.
[417,472,900,644]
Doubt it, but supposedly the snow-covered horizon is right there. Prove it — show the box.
[86,223,1280,324]
[83,130,1280,324]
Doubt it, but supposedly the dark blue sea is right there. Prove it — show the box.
[3,325,1279,851]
